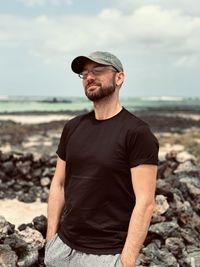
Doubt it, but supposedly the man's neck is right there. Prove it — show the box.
[93,98,122,120]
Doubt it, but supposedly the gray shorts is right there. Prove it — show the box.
[44,234,123,267]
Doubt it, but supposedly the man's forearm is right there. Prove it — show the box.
[121,202,155,267]
[46,182,65,240]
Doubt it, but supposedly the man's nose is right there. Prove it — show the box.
[85,71,95,80]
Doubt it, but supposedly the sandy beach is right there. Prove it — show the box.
[0,199,47,227]
[0,114,74,124]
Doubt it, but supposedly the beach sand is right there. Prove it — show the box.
[0,114,74,124]
[0,199,47,227]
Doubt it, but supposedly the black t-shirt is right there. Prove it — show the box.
[56,107,159,255]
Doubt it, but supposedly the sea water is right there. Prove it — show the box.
[0,96,199,113]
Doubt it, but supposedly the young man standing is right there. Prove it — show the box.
[45,51,159,267]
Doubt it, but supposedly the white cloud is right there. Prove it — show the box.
[113,0,200,16]
[174,56,198,68]
[127,6,200,53]
[0,4,199,68]
[18,0,46,6]
[18,0,72,7]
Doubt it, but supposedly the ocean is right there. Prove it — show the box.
[0,96,199,113]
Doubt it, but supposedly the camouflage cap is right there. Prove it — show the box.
[71,51,123,74]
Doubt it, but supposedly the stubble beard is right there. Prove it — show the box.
[85,78,116,102]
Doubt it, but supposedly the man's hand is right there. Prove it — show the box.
[120,253,136,267]
[46,157,66,242]
[120,164,158,267]
[46,232,56,242]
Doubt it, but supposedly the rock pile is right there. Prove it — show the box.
[0,215,46,267]
[137,150,200,267]
[0,151,56,203]
[0,150,200,266]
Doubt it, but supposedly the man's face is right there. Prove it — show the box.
[82,61,117,102]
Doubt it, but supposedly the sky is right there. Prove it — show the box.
[0,0,200,97]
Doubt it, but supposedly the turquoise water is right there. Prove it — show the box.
[0,96,199,113]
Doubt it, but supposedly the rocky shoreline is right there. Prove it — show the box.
[1,108,200,159]
[0,107,200,266]
[0,148,200,266]
[0,151,55,203]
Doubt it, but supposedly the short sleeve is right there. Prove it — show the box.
[127,125,159,168]
[56,114,84,161]
[56,122,70,161]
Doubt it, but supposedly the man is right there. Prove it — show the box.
[44,51,159,267]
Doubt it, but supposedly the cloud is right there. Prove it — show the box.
[18,0,72,7]
[113,0,200,16]
[0,4,199,68]
[125,6,200,54]
[18,0,45,6]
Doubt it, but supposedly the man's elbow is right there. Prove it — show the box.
[147,201,156,216]
[135,198,156,216]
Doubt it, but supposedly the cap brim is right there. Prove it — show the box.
[71,56,113,74]
[71,56,91,74]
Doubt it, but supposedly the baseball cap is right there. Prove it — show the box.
[71,51,123,74]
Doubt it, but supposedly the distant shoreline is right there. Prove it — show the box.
[0,109,89,116]
[0,105,200,165]
[1,96,199,115]
[0,106,199,130]
[0,105,200,115]
[0,114,74,124]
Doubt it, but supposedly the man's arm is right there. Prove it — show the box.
[120,164,157,267]
[46,157,66,241]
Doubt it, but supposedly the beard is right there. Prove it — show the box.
[84,78,116,102]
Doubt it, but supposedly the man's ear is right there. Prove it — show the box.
[116,72,125,87]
